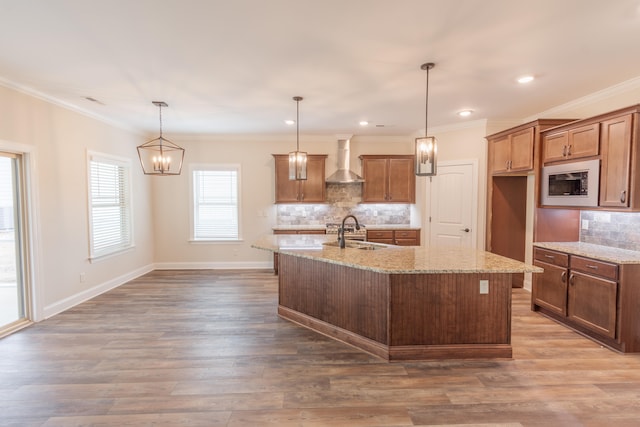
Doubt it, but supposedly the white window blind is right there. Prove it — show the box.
[88,153,133,259]
[192,167,239,240]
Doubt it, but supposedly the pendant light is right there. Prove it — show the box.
[137,101,185,176]
[415,62,437,176]
[288,96,308,180]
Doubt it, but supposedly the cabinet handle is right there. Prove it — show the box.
[586,264,599,270]
[621,190,627,203]
[562,145,567,156]
[561,271,567,283]
[544,254,555,260]
[505,160,510,170]
[566,145,572,156]
[569,274,576,285]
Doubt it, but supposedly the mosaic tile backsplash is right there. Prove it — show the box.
[580,211,640,251]
[276,183,411,226]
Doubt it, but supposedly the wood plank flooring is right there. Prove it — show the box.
[1,269,640,426]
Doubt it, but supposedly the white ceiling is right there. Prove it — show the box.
[1,0,640,136]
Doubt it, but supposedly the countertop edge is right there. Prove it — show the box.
[533,242,640,264]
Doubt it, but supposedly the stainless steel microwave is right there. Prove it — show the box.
[541,159,600,207]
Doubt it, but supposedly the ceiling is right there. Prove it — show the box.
[1,0,640,136]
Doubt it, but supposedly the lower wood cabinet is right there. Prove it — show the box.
[367,229,420,246]
[532,246,640,352]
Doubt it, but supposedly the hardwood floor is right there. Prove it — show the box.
[1,269,640,426]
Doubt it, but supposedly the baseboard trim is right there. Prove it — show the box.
[153,261,272,270]
[42,264,155,319]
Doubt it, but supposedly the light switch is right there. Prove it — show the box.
[479,280,489,294]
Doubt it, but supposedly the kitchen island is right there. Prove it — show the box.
[252,234,542,361]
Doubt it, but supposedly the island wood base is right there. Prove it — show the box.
[278,253,513,361]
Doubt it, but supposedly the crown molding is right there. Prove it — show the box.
[0,76,140,135]
[524,76,640,121]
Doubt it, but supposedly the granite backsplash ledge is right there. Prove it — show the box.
[580,211,640,251]
[275,183,411,226]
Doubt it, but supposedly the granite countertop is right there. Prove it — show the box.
[534,242,640,264]
[364,224,420,230]
[253,234,541,275]
[272,225,327,231]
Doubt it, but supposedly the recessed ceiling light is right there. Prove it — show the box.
[284,119,295,125]
[517,75,535,84]
[359,121,369,126]
[457,110,473,117]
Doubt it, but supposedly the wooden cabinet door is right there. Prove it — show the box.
[532,260,568,316]
[274,154,326,203]
[274,155,301,203]
[361,158,389,202]
[490,135,511,173]
[567,123,599,159]
[599,114,632,208]
[387,158,415,202]
[367,229,393,244]
[543,131,569,164]
[568,271,617,339]
[299,155,326,203]
[509,127,534,171]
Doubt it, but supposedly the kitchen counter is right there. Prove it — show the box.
[253,234,541,274]
[272,225,327,232]
[533,241,640,264]
[253,234,541,360]
[364,224,420,230]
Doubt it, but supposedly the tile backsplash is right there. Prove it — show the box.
[580,211,640,251]
[276,183,411,226]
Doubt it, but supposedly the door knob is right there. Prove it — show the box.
[461,228,470,232]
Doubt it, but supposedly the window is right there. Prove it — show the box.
[191,165,240,241]
[87,152,133,260]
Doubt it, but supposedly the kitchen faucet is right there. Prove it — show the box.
[338,214,360,248]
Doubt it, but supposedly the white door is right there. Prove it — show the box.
[428,161,477,248]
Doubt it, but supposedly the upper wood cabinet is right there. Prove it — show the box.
[542,123,600,164]
[488,127,535,174]
[599,114,633,208]
[359,155,415,203]
[538,105,640,211]
[273,154,327,203]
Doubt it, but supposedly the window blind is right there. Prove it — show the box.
[193,168,239,240]
[89,155,132,258]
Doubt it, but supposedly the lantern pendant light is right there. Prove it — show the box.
[288,96,308,180]
[137,101,185,176]
[415,62,437,176]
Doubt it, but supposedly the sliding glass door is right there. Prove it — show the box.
[0,152,27,333]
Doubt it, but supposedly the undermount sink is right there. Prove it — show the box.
[323,240,385,250]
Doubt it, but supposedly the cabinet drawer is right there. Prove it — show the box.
[394,230,418,239]
[570,256,618,281]
[534,248,569,267]
[367,230,393,239]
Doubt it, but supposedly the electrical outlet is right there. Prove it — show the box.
[582,219,589,230]
[79,272,86,283]
[479,280,489,294]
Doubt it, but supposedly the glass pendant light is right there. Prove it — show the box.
[288,96,307,180]
[137,101,185,176]
[415,62,437,176]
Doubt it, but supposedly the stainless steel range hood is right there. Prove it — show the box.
[325,136,364,183]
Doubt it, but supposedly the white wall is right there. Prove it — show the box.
[151,134,414,268]
[0,85,155,320]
